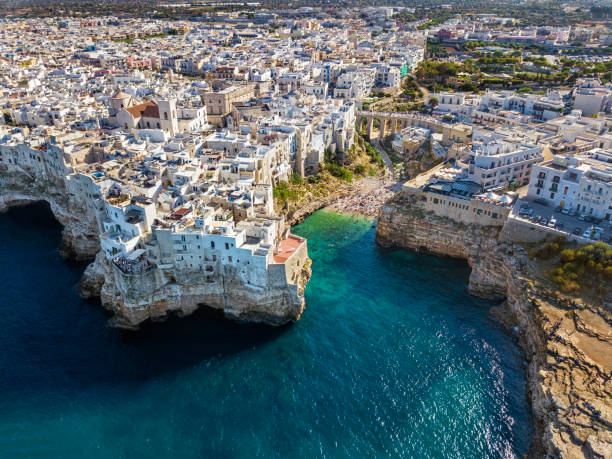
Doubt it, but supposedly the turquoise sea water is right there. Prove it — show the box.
[0,204,531,458]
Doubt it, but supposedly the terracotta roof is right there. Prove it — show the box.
[126,101,160,119]
[273,237,303,263]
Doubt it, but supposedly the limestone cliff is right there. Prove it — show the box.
[1,170,312,329]
[377,194,612,458]
[81,250,311,329]
[0,171,99,260]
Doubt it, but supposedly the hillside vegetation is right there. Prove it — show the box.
[530,236,612,300]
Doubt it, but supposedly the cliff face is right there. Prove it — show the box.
[0,171,99,260]
[81,251,311,329]
[1,171,312,329]
[377,194,612,459]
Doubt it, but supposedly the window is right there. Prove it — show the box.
[211,241,215,248]
[212,255,217,261]
[225,242,229,250]
[228,256,232,262]
[550,192,555,199]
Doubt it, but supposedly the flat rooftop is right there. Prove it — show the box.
[273,236,303,264]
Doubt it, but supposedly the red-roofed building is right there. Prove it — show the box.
[110,92,179,136]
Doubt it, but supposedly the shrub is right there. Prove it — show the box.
[325,162,353,182]
[354,164,367,175]
[273,181,298,203]
[536,239,612,293]
[290,173,303,185]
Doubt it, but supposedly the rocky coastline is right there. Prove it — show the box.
[376,193,612,458]
[0,172,311,329]
[0,175,99,261]
[79,249,311,329]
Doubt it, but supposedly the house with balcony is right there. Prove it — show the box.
[527,149,612,220]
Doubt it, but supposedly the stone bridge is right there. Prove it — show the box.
[356,110,447,141]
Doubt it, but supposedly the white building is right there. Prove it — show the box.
[374,65,401,88]
[527,149,612,220]
[464,137,543,189]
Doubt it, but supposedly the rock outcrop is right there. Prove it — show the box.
[1,171,312,329]
[0,172,99,260]
[82,250,311,329]
[377,194,612,458]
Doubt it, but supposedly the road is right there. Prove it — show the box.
[370,139,394,174]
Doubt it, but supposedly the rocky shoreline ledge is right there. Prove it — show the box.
[376,194,612,458]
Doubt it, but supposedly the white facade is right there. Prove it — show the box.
[466,139,543,189]
[527,150,612,220]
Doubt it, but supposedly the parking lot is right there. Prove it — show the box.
[512,198,612,244]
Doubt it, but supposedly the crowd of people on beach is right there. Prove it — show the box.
[331,181,397,218]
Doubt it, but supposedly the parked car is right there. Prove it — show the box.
[583,229,592,238]
[569,209,576,217]
[555,222,564,230]
[561,208,569,215]
[592,232,601,240]
[578,214,586,221]
[531,215,541,223]
[541,218,548,226]
[573,227,582,235]
[548,216,557,227]
[555,206,562,212]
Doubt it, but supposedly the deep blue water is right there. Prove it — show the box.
[0,204,531,458]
